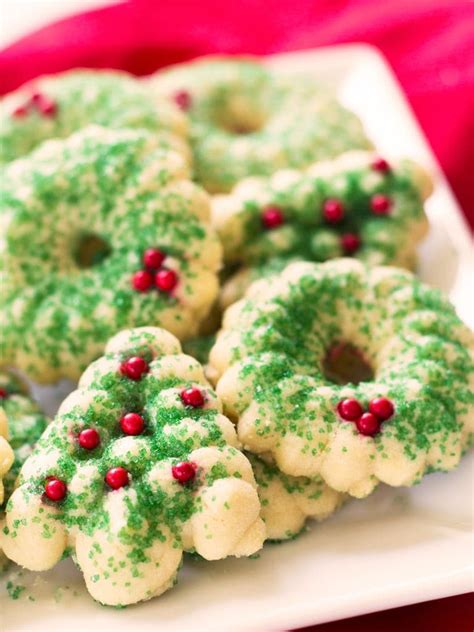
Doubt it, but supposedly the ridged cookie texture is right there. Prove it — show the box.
[213,151,432,308]
[210,259,474,499]
[150,57,370,192]
[0,69,190,164]
[1,126,222,383]
[0,327,265,606]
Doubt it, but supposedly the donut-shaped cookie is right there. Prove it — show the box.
[210,259,474,498]
[1,126,222,383]
[214,151,433,307]
[0,69,189,164]
[150,58,370,192]
[0,327,265,606]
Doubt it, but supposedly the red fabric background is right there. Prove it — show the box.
[0,2,472,629]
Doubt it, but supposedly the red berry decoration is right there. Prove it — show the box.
[370,194,392,215]
[120,412,145,436]
[180,387,205,408]
[337,398,364,421]
[173,90,192,111]
[340,233,360,255]
[369,397,395,421]
[323,198,344,224]
[0,387,9,399]
[105,467,130,490]
[172,461,197,485]
[44,477,67,502]
[356,412,381,437]
[38,97,57,117]
[12,104,28,118]
[143,248,166,270]
[371,157,391,173]
[131,269,153,292]
[120,356,149,381]
[78,428,100,450]
[155,268,178,293]
[261,206,285,229]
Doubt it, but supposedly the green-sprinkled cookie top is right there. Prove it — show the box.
[0,69,189,164]
[150,57,371,192]
[210,259,474,498]
[1,125,222,383]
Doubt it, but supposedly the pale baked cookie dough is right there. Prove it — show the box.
[1,126,222,383]
[0,69,189,164]
[0,327,265,606]
[0,382,15,571]
[150,57,371,192]
[210,259,474,498]
[214,151,433,307]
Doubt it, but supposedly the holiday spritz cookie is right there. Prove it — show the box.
[210,259,474,498]
[1,126,222,383]
[0,69,189,164]
[0,383,15,571]
[0,327,265,606]
[150,57,370,192]
[213,151,433,306]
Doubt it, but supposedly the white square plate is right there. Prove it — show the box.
[1,44,473,632]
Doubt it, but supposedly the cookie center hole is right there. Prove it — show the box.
[217,101,265,135]
[322,342,374,385]
[74,234,111,268]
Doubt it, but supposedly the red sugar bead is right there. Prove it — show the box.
[180,387,205,408]
[261,206,285,229]
[371,157,391,173]
[337,398,364,421]
[78,428,100,450]
[323,199,345,224]
[120,412,145,436]
[356,412,381,437]
[12,104,28,118]
[143,248,166,270]
[120,356,149,381]
[38,98,57,117]
[155,268,178,292]
[173,90,192,111]
[44,477,67,501]
[132,269,153,292]
[369,397,395,421]
[370,194,392,215]
[105,467,130,490]
[340,233,360,254]
[172,461,197,485]
[0,388,9,399]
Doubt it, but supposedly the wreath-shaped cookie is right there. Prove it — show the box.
[210,259,474,498]
[150,58,370,192]
[0,69,189,163]
[1,126,222,383]
[0,327,265,605]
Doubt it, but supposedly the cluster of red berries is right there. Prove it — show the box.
[337,396,395,437]
[260,157,393,256]
[12,91,57,118]
[131,248,179,294]
[43,371,206,501]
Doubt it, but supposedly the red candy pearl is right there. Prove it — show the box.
[261,206,285,229]
[180,387,205,408]
[337,398,364,421]
[369,397,395,421]
[370,194,392,215]
[78,428,100,450]
[173,90,192,111]
[155,268,178,292]
[356,412,381,436]
[341,233,361,254]
[38,98,57,116]
[120,356,149,380]
[143,248,166,270]
[44,478,67,502]
[132,270,153,292]
[0,388,9,399]
[120,412,145,436]
[371,157,391,173]
[12,105,28,118]
[323,199,344,224]
[105,467,130,490]
[172,461,197,485]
